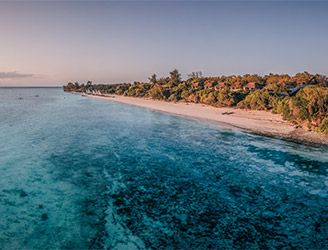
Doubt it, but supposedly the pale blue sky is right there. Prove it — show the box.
[0,1,327,86]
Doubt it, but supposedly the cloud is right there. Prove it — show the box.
[0,71,34,79]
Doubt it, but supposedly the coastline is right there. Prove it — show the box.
[83,93,328,146]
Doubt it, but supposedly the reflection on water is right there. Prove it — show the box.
[0,88,327,249]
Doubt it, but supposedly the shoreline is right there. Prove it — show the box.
[81,93,328,147]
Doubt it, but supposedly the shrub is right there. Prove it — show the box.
[273,98,292,119]
[319,118,328,134]
[237,90,278,110]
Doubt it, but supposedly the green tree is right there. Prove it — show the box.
[148,74,157,84]
[169,69,181,86]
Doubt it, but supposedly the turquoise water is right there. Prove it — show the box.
[0,88,327,249]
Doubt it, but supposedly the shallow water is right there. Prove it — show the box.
[0,88,327,249]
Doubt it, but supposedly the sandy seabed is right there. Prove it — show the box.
[87,94,328,146]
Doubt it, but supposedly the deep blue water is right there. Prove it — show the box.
[0,88,327,249]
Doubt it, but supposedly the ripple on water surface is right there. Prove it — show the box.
[0,88,327,249]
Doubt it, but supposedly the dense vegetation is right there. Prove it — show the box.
[64,70,328,134]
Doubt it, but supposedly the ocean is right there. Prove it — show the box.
[0,87,327,249]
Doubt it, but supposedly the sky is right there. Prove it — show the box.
[0,1,327,86]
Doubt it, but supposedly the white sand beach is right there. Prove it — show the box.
[89,94,328,146]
